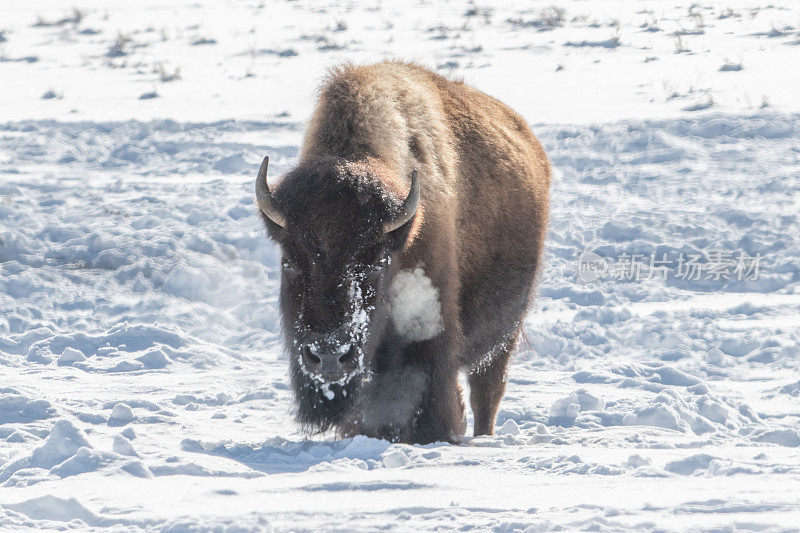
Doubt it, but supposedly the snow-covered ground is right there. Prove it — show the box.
[2,1,800,531]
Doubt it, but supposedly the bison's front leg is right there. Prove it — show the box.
[404,336,466,444]
[342,336,465,444]
[340,361,427,442]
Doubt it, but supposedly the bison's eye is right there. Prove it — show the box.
[282,258,299,277]
[366,254,390,278]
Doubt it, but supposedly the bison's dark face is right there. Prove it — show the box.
[256,156,418,392]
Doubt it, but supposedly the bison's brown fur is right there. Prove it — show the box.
[259,61,549,443]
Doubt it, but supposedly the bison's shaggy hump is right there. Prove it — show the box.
[259,61,550,444]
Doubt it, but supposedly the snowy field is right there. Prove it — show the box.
[2,0,800,531]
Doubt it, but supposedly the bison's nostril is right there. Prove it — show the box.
[338,345,356,365]
[302,346,321,366]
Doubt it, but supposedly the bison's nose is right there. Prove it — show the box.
[301,343,358,379]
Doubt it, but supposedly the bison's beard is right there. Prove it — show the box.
[282,289,389,435]
[289,354,363,433]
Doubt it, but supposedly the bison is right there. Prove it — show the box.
[256,61,550,444]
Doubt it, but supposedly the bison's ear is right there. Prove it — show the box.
[259,210,286,243]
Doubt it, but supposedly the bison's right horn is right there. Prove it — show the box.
[255,155,286,228]
[383,169,420,233]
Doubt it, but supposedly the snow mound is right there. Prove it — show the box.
[1,420,91,483]
[181,435,398,474]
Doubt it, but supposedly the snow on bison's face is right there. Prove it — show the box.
[256,156,420,388]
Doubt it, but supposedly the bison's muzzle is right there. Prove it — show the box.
[299,334,359,382]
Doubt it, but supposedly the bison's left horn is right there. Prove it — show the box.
[383,169,420,233]
[255,155,286,228]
